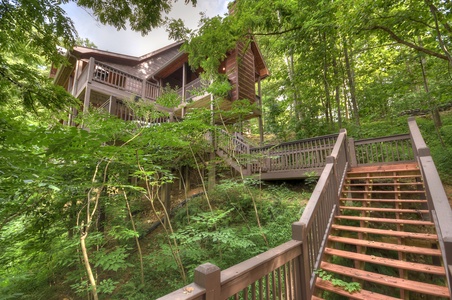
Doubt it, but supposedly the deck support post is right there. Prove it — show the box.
[257,77,264,145]
[83,86,91,113]
[160,182,172,225]
[292,222,309,300]
[194,263,221,300]
[108,96,116,115]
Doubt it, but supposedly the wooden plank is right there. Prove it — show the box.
[331,224,438,240]
[340,198,427,203]
[324,248,445,275]
[328,236,441,256]
[311,295,324,300]
[344,182,424,186]
[344,190,425,194]
[320,262,450,297]
[339,206,429,214]
[335,215,434,226]
[346,175,421,180]
[347,162,418,173]
[315,278,402,300]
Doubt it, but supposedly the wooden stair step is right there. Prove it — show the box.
[339,206,428,214]
[343,190,425,194]
[315,277,401,300]
[324,248,445,275]
[311,295,324,300]
[344,182,424,187]
[335,215,434,226]
[340,198,427,203]
[347,163,419,173]
[328,236,442,256]
[320,262,450,298]
[346,175,421,180]
[331,224,438,240]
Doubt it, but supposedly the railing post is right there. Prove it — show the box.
[194,263,221,300]
[348,137,357,167]
[141,80,147,99]
[292,222,309,300]
[108,96,117,115]
[87,57,95,83]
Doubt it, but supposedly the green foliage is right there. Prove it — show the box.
[94,247,134,272]
[315,269,361,293]
[155,84,182,108]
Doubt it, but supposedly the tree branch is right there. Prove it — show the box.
[252,26,303,36]
[367,25,449,61]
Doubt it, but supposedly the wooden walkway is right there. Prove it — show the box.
[314,163,450,299]
[158,119,452,300]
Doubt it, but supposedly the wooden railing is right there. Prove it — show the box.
[408,117,452,297]
[292,129,348,299]
[92,61,143,95]
[102,97,169,125]
[216,129,251,173]
[75,59,205,103]
[177,78,206,103]
[249,134,338,176]
[215,131,338,177]
[158,130,349,300]
[145,81,160,100]
[348,134,414,167]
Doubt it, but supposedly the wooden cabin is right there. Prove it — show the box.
[51,39,269,126]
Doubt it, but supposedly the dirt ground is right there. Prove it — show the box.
[444,184,452,209]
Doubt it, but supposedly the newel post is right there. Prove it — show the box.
[348,138,357,167]
[194,263,221,300]
[292,222,310,300]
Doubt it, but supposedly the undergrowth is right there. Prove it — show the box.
[113,179,309,299]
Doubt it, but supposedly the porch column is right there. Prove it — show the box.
[182,62,186,103]
[257,77,264,145]
[83,86,91,113]
[208,92,216,191]
[181,63,187,118]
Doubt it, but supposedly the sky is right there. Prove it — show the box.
[63,0,231,56]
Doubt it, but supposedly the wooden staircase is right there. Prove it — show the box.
[314,162,450,299]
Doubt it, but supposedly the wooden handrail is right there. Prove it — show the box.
[408,117,452,297]
[294,130,348,299]
[157,240,303,300]
[349,133,414,166]
[250,133,338,151]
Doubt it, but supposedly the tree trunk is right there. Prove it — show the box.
[80,232,98,300]
[418,40,445,146]
[343,37,360,125]
[333,56,342,128]
[322,33,332,127]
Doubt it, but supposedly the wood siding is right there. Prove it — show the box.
[225,49,238,101]
[237,42,256,103]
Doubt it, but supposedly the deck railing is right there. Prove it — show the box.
[100,97,169,125]
[158,130,349,300]
[215,132,338,177]
[75,58,204,103]
[408,117,452,297]
[348,133,414,167]
[177,78,206,103]
[249,134,338,175]
[216,129,251,173]
[292,129,348,299]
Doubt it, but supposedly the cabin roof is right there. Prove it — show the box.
[54,38,268,85]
